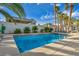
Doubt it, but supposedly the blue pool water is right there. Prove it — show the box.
[13,34,66,53]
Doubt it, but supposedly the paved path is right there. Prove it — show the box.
[0,35,20,56]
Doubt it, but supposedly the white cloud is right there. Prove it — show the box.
[63,10,70,16]
[50,3,54,6]
[36,3,40,5]
[40,14,53,20]
[72,10,79,17]
[63,10,79,17]
[50,3,61,6]
[56,4,61,6]
[0,6,4,10]
[0,18,6,22]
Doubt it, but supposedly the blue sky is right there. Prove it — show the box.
[22,3,53,25]
[0,3,79,24]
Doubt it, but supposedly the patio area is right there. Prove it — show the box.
[0,35,20,56]
[0,33,79,56]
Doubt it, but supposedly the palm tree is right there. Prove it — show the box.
[53,3,56,32]
[64,3,69,32]
[64,3,74,32]
[65,3,69,10]
[73,20,79,32]
[57,12,62,32]
[68,3,74,32]
[58,12,68,32]
[54,3,59,32]
[0,3,25,22]
[63,13,69,32]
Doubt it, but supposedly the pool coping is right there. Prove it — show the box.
[2,33,68,56]
[13,33,68,55]
[2,32,68,36]
[1,32,79,56]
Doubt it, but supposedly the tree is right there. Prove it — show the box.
[0,3,25,22]
[24,27,30,33]
[64,3,74,32]
[14,28,21,34]
[64,3,69,32]
[2,24,5,34]
[44,27,53,32]
[54,3,59,32]
[57,12,63,32]
[32,26,38,33]
[63,14,69,32]
[68,3,74,32]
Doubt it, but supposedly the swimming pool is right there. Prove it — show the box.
[13,33,66,53]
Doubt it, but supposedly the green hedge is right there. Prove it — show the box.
[32,26,38,33]
[44,27,53,32]
[24,27,30,33]
[2,25,6,34]
[14,28,21,34]
[40,29,44,33]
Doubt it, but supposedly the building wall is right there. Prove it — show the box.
[37,25,44,32]
[2,22,55,34]
[3,22,35,34]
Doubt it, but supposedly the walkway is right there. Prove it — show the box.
[0,35,20,56]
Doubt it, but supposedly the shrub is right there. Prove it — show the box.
[32,26,38,33]
[24,27,30,33]
[49,28,53,32]
[2,24,6,34]
[44,27,49,32]
[14,28,21,34]
[40,29,44,33]
[44,27,53,32]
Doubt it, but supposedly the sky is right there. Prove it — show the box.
[0,3,79,25]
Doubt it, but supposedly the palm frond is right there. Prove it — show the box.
[0,3,26,18]
[0,9,14,22]
[65,3,69,10]
[13,3,26,17]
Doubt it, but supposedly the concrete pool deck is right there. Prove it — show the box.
[0,33,79,56]
[0,35,20,56]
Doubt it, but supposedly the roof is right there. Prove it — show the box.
[6,17,36,24]
[0,21,4,24]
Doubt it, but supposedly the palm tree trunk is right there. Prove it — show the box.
[68,3,73,32]
[57,14,60,32]
[58,19,60,32]
[60,20,62,32]
[58,17,62,32]
[54,3,56,32]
